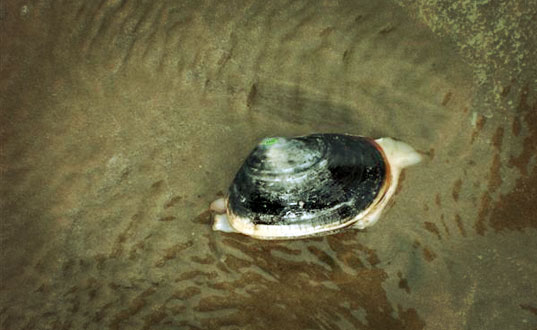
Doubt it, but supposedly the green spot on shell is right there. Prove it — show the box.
[261,137,279,146]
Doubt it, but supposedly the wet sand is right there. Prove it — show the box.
[1,0,536,329]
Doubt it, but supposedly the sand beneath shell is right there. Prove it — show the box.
[1,0,536,329]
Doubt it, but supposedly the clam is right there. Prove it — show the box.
[210,133,421,240]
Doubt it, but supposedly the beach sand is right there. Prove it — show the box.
[1,0,536,329]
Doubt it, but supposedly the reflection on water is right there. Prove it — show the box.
[200,230,424,329]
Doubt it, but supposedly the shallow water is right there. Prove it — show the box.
[1,0,536,329]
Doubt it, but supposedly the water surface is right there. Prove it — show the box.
[1,0,536,329]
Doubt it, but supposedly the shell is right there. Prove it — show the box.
[211,133,422,239]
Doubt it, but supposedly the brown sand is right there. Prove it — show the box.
[1,0,536,329]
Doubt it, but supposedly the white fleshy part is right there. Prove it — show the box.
[213,214,238,233]
[376,137,422,169]
[210,197,227,213]
[353,137,422,229]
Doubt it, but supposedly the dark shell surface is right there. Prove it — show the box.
[228,134,387,227]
